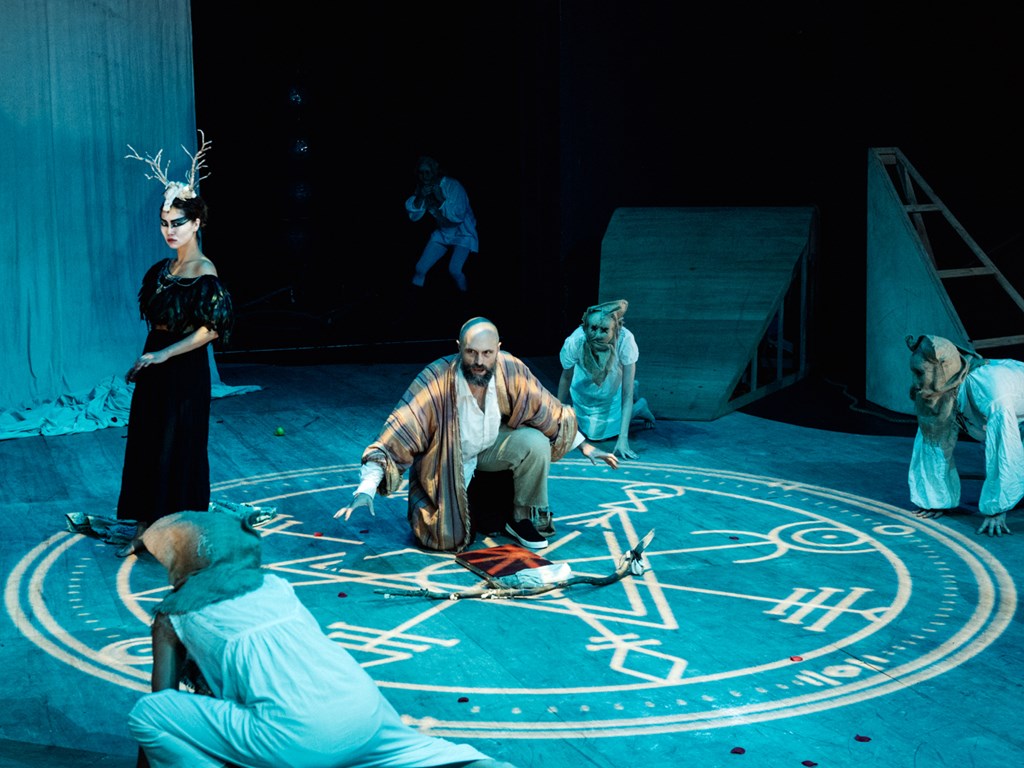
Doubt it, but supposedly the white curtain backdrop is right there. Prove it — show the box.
[0,0,256,440]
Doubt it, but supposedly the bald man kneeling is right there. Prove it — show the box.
[337,317,619,553]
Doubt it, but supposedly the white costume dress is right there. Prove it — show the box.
[559,326,639,441]
[128,575,488,768]
[909,359,1024,515]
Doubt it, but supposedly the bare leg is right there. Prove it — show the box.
[630,380,655,426]
[447,245,471,292]
[632,396,655,425]
[412,240,448,287]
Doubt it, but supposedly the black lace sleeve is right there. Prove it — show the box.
[191,276,235,343]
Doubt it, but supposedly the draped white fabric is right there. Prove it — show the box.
[0,1,257,439]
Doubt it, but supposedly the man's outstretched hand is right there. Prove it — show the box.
[978,512,1011,537]
[335,492,374,521]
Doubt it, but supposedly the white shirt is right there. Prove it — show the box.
[355,365,587,499]
[355,366,501,496]
[454,365,501,486]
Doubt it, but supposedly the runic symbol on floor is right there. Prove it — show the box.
[586,631,688,682]
[791,655,890,687]
[575,481,685,524]
[324,622,460,667]
[766,587,888,631]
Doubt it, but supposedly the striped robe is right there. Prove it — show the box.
[362,352,579,552]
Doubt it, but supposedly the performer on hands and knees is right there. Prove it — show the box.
[908,334,1024,536]
[557,299,655,460]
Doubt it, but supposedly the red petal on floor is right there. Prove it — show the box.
[730,747,745,754]
[458,696,469,703]
[313,532,323,537]
[789,656,803,662]
[337,592,347,598]
[801,761,818,767]
[854,735,871,742]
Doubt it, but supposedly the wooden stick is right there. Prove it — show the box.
[376,529,654,601]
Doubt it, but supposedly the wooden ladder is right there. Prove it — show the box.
[872,147,1024,351]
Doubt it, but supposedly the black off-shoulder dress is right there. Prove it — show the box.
[116,259,234,524]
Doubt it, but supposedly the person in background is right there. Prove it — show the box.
[406,155,478,293]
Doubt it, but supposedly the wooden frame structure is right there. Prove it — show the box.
[873,147,1024,351]
[866,147,1024,411]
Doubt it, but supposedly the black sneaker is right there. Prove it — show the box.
[505,519,548,550]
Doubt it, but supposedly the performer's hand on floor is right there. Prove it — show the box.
[613,437,638,460]
[335,492,374,521]
[914,508,946,519]
[977,512,1011,537]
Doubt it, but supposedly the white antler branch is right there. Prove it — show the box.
[183,130,212,192]
[124,145,171,187]
[126,130,212,210]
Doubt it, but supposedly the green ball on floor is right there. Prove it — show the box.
[274,426,285,436]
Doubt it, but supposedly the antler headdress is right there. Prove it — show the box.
[125,130,212,211]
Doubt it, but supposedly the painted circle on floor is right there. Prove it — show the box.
[7,460,1015,738]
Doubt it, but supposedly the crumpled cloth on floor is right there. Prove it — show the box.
[65,512,139,545]
[1,363,261,441]
[65,499,277,545]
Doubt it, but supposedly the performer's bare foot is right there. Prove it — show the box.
[632,397,656,428]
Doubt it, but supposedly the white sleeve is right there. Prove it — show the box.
[354,461,384,498]
[439,178,470,224]
[571,429,586,451]
[978,407,1024,514]
[559,328,583,370]
[405,195,426,221]
[618,329,640,366]
[908,428,960,510]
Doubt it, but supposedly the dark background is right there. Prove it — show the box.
[190,1,1021,392]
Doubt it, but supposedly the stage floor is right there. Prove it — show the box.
[1,358,1021,768]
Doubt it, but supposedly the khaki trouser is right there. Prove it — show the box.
[475,424,554,534]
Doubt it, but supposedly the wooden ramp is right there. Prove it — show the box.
[599,207,817,421]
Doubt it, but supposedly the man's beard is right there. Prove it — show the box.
[462,360,495,387]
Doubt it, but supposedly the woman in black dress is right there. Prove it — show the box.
[117,137,233,556]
